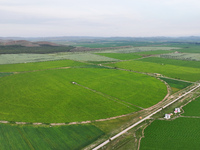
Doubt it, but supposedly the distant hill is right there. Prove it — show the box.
[0,40,74,54]
[0,40,61,47]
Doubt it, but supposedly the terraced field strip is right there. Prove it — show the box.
[92,83,200,150]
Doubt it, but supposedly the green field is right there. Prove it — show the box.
[0,59,87,72]
[177,45,200,53]
[0,72,13,77]
[0,124,103,150]
[95,50,177,61]
[98,47,179,53]
[138,57,200,69]
[140,118,200,150]
[160,77,192,93]
[134,50,176,56]
[182,97,200,116]
[95,53,142,60]
[107,60,200,82]
[0,68,166,123]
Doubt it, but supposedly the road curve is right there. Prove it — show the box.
[92,83,200,150]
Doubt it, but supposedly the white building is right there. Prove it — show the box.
[164,114,171,119]
[175,108,181,113]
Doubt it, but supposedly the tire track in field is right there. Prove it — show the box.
[74,82,144,110]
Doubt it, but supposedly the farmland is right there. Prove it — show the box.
[107,59,200,82]
[176,45,200,53]
[98,46,179,53]
[0,59,87,72]
[0,67,167,123]
[160,77,192,93]
[0,124,104,150]
[95,53,142,60]
[0,53,118,64]
[134,50,176,56]
[160,53,200,61]
[95,50,176,60]
[1,38,200,150]
[138,57,200,69]
[182,97,200,116]
[140,118,200,150]
[0,72,13,77]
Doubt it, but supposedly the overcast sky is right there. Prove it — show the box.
[1,0,200,37]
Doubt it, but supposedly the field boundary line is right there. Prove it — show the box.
[92,83,200,150]
[137,120,154,150]
[0,110,144,126]
[75,82,144,110]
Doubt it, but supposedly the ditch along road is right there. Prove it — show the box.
[92,83,200,150]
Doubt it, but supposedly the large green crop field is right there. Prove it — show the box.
[95,53,142,60]
[134,50,176,56]
[177,45,200,53]
[0,59,87,72]
[138,57,200,69]
[182,97,200,116]
[107,59,200,82]
[95,50,176,60]
[99,47,179,53]
[0,67,166,123]
[0,124,103,150]
[140,118,200,150]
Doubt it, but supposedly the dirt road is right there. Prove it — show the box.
[92,83,200,150]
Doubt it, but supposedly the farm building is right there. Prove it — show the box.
[174,108,181,113]
[72,82,77,84]
[164,114,171,119]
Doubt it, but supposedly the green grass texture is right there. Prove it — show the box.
[0,59,87,72]
[160,77,192,93]
[140,118,200,150]
[0,68,166,123]
[138,57,200,69]
[134,50,175,56]
[95,53,142,60]
[0,124,103,150]
[107,60,200,82]
[182,97,200,116]
[0,73,13,77]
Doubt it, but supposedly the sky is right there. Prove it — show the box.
[1,0,200,37]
